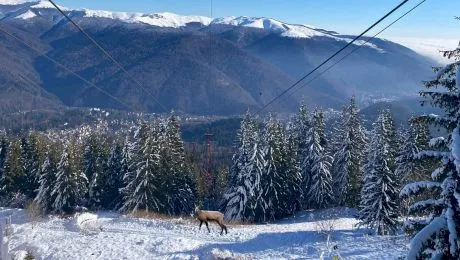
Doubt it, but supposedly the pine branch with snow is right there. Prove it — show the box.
[405,39,460,259]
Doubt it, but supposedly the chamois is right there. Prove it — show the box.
[195,206,228,235]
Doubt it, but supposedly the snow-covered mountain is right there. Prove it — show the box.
[0,0,440,115]
[0,1,362,42]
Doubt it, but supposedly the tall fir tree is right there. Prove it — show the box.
[360,112,399,235]
[403,40,460,259]
[20,133,43,199]
[331,107,350,205]
[35,143,58,212]
[121,121,163,212]
[304,110,333,209]
[161,114,196,215]
[84,133,109,208]
[294,104,311,203]
[395,125,420,182]
[1,140,25,200]
[382,110,399,172]
[52,141,88,213]
[0,136,9,182]
[279,122,302,216]
[257,116,285,221]
[332,96,367,207]
[223,113,263,221]
[99,140,124,210]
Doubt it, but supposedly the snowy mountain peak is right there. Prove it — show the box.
[211,16,332,38]
[0,1,331,38]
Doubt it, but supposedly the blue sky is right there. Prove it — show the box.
[56,0,459,39]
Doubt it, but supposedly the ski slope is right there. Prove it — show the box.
[0,208,408,259]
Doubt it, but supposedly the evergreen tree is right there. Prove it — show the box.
[279,122,302,215]
[1,140,25,199]
[223,113,263,221]
[395,125,419,181]
[0,136,9,181]
[35,143,58,212]
[294,104,311,202]
[161,114,196,215]
[99,140,124,209]
[331,97,368,206]
[346,97,367,206]
[304,110,333,209]
[52,141,88,213]
[121,136,133,183]
[20,133,43,199]
[84,133,109,208]
[403,41,460,259]
[359,112,399,235]
[257,116,285,221]
[121,122,163,212]
[331,108,350,205]
[382,110,399,172]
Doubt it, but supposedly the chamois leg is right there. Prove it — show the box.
[199,220,203,230]
[219,222,228,235]
[205,221,210,233]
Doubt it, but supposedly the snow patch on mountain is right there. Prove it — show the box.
[0,0,33,5]
[83,10,212,28]
[212,16,332,39]
[134,12,212,27]
[15,9,35,19]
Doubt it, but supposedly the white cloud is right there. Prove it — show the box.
[389,37,459,64]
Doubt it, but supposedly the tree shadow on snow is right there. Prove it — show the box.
[164,231,325,257]
[165,228,382,258]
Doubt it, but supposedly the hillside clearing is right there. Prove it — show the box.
[1,208,408,259]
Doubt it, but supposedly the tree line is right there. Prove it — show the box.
[0,115,197,215]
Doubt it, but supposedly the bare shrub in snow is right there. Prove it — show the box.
[314,209,342,260]
[25,201,43,229]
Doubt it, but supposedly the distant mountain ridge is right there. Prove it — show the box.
[0,0,436,115]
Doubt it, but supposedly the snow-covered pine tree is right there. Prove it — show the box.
[223,113,263,221]
[331,96,368,206]
[121,121,163,213]
[20,133,43,199]
[304,110,333,209]
[84,133,109,208]
[0,136,9,185]
[412,122,438,182]
[382,110,399,172]
[52,141,88,213]
[121,135,133,180]
[1,139,25,200]
[403,40,460,259]
[35,143,58,212]
[395,125,419,182]
[161,114,196,215]
[294,104,312,201]
[98,140,124,210]
[346,96,367,206]
[279,122,302,216]
[359,112,399,235]
[256,116,285,221]
[331,108,350,205]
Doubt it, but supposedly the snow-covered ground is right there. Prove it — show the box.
[0,208,409,259]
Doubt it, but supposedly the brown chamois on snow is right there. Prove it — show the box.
[194,206,228,235]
